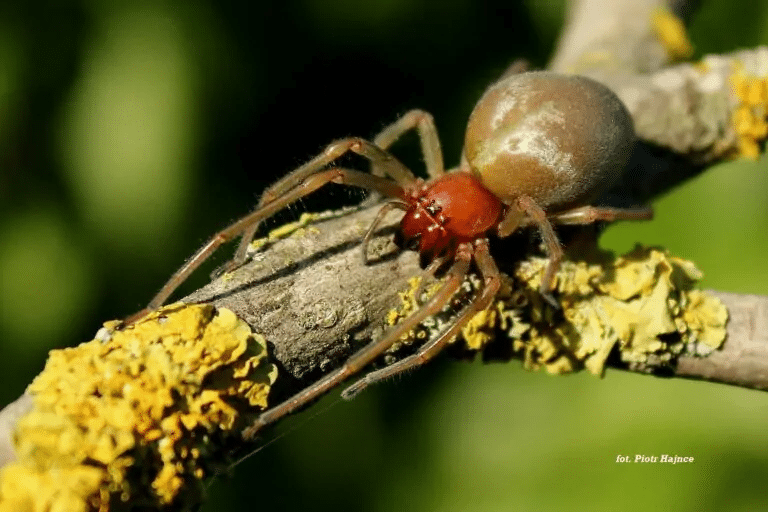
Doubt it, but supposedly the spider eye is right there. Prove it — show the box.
[425,202,440,215]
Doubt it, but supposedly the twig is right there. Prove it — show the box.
[2,1,767,510]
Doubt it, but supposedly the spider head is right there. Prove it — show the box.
[396,203,452,263]
[396,172,504,264]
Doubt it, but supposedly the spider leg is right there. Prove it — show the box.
[513,195,563,304]
[361,200,409,264]
[125,168,406,324]
[221,138,417,273]
[496,207,524,238]
[232,111,444,273]
[546,205,654,225]
[412,253,450,305]
[261,138,416,205]
[242,246,472,440]
[341,239,501,400]
[499,58,531,79]
[373,109,445,179]
[507,202,653,304]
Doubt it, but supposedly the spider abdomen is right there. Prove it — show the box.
[398,172,503,259]
[464,71,635,211]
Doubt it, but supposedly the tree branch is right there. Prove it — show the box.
[675,291,768,389]
[2,0,768,510]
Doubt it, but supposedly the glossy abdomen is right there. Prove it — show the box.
[463,71,635,212]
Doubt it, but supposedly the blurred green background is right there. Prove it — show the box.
[1,0,767,510]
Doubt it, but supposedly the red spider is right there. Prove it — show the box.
[125,70,652,439]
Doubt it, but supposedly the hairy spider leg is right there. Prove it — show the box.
[341,239,501,399]
[265,138,416,205]
[508,195,564,302]
[372,109,445,179]
[411,253,451,305]
[529,203,655,289]
[500,197,655,300]
[231,109,445,271]
[546,205,654,225]
[361,200,409,264]
[242,251,472,440]
[498,58,531,79]
[222,137,417,274]
[125,168,406,324]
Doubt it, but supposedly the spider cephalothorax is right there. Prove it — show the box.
[397,173,504,262]
[125,70,653,440]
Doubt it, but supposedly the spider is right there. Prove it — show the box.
[125,70,652,440]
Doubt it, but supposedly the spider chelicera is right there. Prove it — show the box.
[125,70,652,439]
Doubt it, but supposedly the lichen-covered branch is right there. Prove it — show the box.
[675,291,768,389]
[3,0,768,511]
[0,200,759,510]
[0,306,276,511]
[553,0,768,193]
[594,47,768,164]
[550,0,688,76]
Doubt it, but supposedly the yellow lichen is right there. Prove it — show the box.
[681,289,729,351]
[386,245,727,378]
[386,276,424,326]
[651,7,694,61]
[265,212,320,240]
[0,304,276,512]
[247,212,322,254]
[730,65,768,159]
[501,246,727,374]
[461,308,497,351]
[383,276,442,352]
